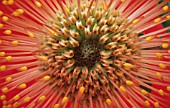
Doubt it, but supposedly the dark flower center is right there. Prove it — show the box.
[74,38,101,68]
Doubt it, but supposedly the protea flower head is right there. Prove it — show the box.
[0,0,170,108]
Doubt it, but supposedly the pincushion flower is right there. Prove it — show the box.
[0,0,170,108]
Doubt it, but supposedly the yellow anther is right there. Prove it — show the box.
[38,96,46,101]
[0,11,3,16]
[162,43,169,49]
[13,102,19,108]
[8,0,14,5]
[121,0,126,2]
[166,15,170,19]
[145,100,150,107]
[141,89,148,96]
[0,95,6,100]
[120,86,126,93]
[43,75,50,81]
[154,102,159,108]
[2,16,9,22]
[79,86,85,94]
[6,56,12,61]
[123,63,134,68]
[106,99,112,105]
[159,63,166,69]
[19,83,27,89]
[54,104,60,108]
[35,1,42,7]
[126,80,134,86]
[7,104,12,108]
[6,77,12,82]
[13,11,20,16]
[0,52,5,56]
[2,0,8,5]
[0,40,2,44]
[168,50,170,54]
[17,9,24,14]
[0,24,4,28]
[24,96,31,102]
[158,89,164,96]
[154,18,161,23]
[65,7,70,13]
[13,95,20,101]
[20,66,27,71]
[2,87,8,93]
[3,100,7,105]
[38,56,48,61]
[156,72,163,79]
[167,86,170,91]
[4,30,12,35]
[0,65,7,71]
[162,6,169,11]
[61,97,68,105]
[49,29,55,35]
[28,32,34,38]
[132,19,140,24]
[103,3,108,11]
[11,40,18,46]
[145,36,154,42]
[156,53,163,58]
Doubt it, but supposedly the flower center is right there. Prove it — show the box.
[74,38,101,68]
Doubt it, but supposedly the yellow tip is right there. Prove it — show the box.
[168,50,170,54]
[13,95,20,101]
[141,89,148,96]
[2,16,9,22]
[0,40,3,44]
[132,19,140,24]
[162,43,169,49]
[54,104,60,108]
[154,18,161,23]
[0,23,4,28]
[61,97,68,105]
[39,96,46,101]
[145,36,154,42]
[11,40,18,46]
[145,100,150,107]
[121,0,126,2]
[8,0,14,5]
[166,15,170,19]
[154,102,159,108]
[123,63,134,68]
[156,72,163,79]
[17,9,24,14]
[0,65,7,71]
[158,89,164,96]
[4,30,12,35]
[159,63,166,69]
[167,86,170,91]
[43,75,50,81]
[19,83,27,89]
[156,53,163,58]
[79,86,85,94]
[13,11,20,16]
[2,87,8,93]
[20,66,28,71]
[24,96,31,102]
[28,32,34,38]
[6,56,12,61]
[35,1,42,7]
[126,80,134,86]
[120,86,126,93]
[162,6,169,11]
[106,99,112,105]
[3,100,7,105]
[0,95,6,100]
[6,77,12,82]
[13,102,19,108]
[0,11,3,16]
[0,52,5,56]
[38,56,48,61]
